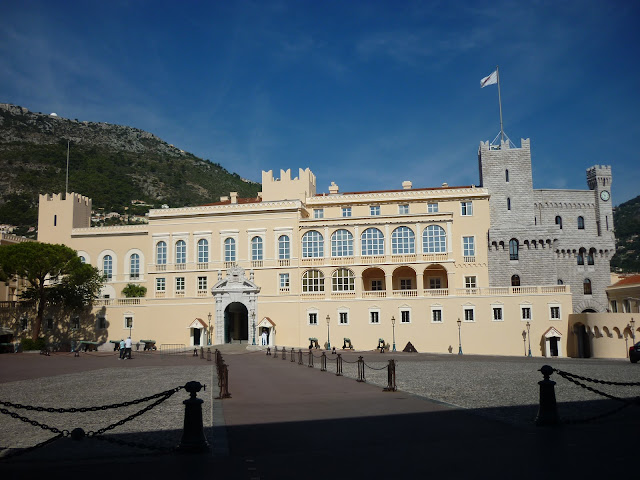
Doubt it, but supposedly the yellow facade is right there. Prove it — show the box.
[29,168,577,358]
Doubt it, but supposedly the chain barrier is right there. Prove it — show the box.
[214,349,231,399]
[290,348,295,362]
[336,354,343,376]
[383,359,397,392]
[298,349,303,365]
[357,356,365,382]
[308,350,314,368]
[0,385,189,459]
[282,347,287,361]
[363,362,388,371]
[320,352,327,372]
[535,365,639,427]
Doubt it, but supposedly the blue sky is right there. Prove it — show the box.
[1,0,639,205]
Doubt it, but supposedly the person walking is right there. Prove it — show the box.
[124,336,132,359]
[119,339,125,359]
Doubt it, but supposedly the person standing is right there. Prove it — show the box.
[261,329,268,346]
[124,336,132,359]
[119,339,125,359]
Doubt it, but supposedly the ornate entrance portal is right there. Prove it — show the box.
[211,266,260,345]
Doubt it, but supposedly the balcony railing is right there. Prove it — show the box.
[197,290,208,297]
[393,289,418,297]
[279,286,290,294]
[176,263,187,270]
[251,260,263,268]
[331,291,356,298]
[278,259,291,267]
[463,256,476,263]
[362,291,387,298]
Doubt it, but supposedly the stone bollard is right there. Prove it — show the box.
[320,351,327,371]
[282,347,287,360]
[298,349,303,365]
[535,365,559,426]
[336,353,343,376]
[308,350,314,368]
[274,346,279,359]
[356,356,365,382]
[207,348,212,362]
[177,381,209,453]
[291,348,295,362]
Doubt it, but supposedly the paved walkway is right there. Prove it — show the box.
[1,346,637,479]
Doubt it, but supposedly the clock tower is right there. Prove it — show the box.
[586,165,614,238]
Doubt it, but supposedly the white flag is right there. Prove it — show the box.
[480,70,498,88]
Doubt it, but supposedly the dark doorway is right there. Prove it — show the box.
[549,337,559,357]
[194,328,201,346]
[575,324,591,358]
[224,303,249,344]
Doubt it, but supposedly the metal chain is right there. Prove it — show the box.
[87,390,179,436]
[0,386,183,414]
[554,369,640,387]
[363,362,388,371]
[0,407,70,436]
[90,432,173,453]
[554,371,637,403]
[340,357,360,364]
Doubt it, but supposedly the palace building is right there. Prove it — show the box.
[26,137,626,357]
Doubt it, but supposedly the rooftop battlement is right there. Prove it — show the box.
[261,168,317,201]
[39,192,91,207]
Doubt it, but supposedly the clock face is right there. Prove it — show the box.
[600,190,610,201]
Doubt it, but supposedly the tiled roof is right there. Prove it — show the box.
[611,274,640,287]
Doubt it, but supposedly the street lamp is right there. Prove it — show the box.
[207,312,212,346]
[631,318,636,343]
[457,318,463,355]
[326,315,331,350]
[526,321,532,357]
[522,329,527,356]
[251,311,256,345]
[391,316,396,352]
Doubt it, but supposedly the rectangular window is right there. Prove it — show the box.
[464,308,475,322]
[176,277,185,292]
[313,209,324,219]
[72,316,80,330]
[279,273,290,289]
[432,309,442,323]
[521,307,531,321]
[197,276,207,291]
[370,311,380,324]
[125,316,133,329]
[550,306,560,319]
[610,300,617,313]
[461,201,473,216]
[464,276,477,289]
[339,312,349,324]
[20,317,28,331]
[342,207,352,217]
[492,307,503,321]
[156,278,166,292]
[46,318,54,330]
[370,205,380,216]
[399,204,409,215]
[427,203,438,213]
[463,236,475,257]
[401,310,410,323]
[400,279,412,290]
[371,280,383,291]
[429,278,441,289]
[98,317,106,329]
[308,313,317,325]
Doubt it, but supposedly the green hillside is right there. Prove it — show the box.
[611,194,640,272]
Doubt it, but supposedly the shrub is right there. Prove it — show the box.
[21,337,47,351]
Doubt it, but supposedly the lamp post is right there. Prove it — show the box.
[251,311,256,345]
[457,318,463,355]
[326,315,331,350]
[522,330,527,356]
[526,321,532,357]
[631,318,636,343]
[391,316,396,352]
[207,312,212,346]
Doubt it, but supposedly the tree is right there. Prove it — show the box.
[0,242,103,340]
[122,283,147,298]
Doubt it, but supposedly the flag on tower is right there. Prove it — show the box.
[480,70,498,88]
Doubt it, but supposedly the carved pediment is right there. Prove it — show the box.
[211,266,260,295]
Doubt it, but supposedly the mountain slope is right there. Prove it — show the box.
[0,103,260,233]
[611,194,640,272]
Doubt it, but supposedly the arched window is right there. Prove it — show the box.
[557,279,564,285]
[509,239,519,260]
[302,231,324,258]
[577,216,585,230]
[156,241,167,265]
[278,235,290,259]
[587,248,595,266]
[302,270,324,292]
[511,274,520,286]
[423,225,446,253]
[103,255,113,281]
[251,236,263,261]
[197,239,208,263]
[361,228,385,256]
[505,169,509,182]
[507,198,511,211]
[577,248,585,266]
[332,268,355,291]
[224,238,236,262]
[176,240,186,265]
[331,229,354,257]
[583,278,592,295]
[130,253,140,279]
[391,226,415,254]
[79,256,86,264]
[555,216,562,229]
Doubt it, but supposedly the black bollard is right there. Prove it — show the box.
[207,348,212,362]
[177,381,210,453]
[535,365,559,426]
[266,346,271,356]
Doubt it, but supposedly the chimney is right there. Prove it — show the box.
[402,181,412,190]
[441,182,448,188]
[329,182,339,195]
[220,196,229,202]
[230,192,238,204]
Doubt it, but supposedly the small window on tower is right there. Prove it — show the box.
[507,198,511,211]
[505,169,509,182]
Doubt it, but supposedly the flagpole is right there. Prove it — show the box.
[496,65,505,144]
[66,140,70,195]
